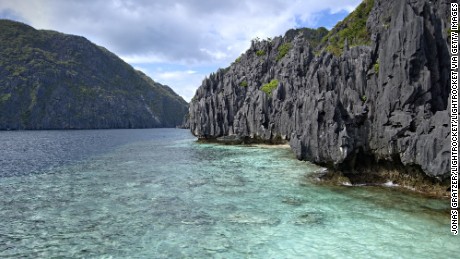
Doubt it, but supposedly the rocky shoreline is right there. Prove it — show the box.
[310,167,450,199]
[189,0,452,196]
[198,138,450,198]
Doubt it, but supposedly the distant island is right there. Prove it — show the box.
[188,0,451,196]
[0,19,188,129]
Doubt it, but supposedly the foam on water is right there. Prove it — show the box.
[383,180,399,187]
[0,129,456,258]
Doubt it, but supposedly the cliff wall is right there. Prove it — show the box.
[0,20,188,129]
[189,0,452,183]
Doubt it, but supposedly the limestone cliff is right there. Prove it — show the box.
[0,20,188,129]
[189,0,452,184]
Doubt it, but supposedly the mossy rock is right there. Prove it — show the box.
[320,0,374,56]
[261,79,279,95]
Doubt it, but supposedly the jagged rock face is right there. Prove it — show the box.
[189,0,452,180]
[0,20,188,129]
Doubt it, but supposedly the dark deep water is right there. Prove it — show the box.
[0,129,456,258]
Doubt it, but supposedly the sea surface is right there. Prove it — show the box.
[0,129,456,258]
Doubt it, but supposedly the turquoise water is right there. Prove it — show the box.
[0,129,456,258]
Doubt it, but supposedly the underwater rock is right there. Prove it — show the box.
[281,197,307,206]
[227,212,280,225]
[292,212,325,225]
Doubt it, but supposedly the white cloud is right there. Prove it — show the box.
[200,48,228,61]
[330,5,358,14]
[136,67,208,102]
[121,53,165,64]
[155,71,190,81]
[0,0,362,101]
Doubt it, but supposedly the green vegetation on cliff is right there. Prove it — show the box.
[256,50,266,56]
[276,43,291,61]
[373,59,380,74]
[0,19,188,129]
[320,0,374,56]
[284,27,329,48]
[261,79,279,95]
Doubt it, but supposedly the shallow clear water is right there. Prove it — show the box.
[0,129,456,258]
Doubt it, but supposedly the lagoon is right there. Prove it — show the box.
[0,129,456,258]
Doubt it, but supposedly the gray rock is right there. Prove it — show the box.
[216,135,243,144]
[189,0,452,181]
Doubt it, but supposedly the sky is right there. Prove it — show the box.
[0,0,362,102]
